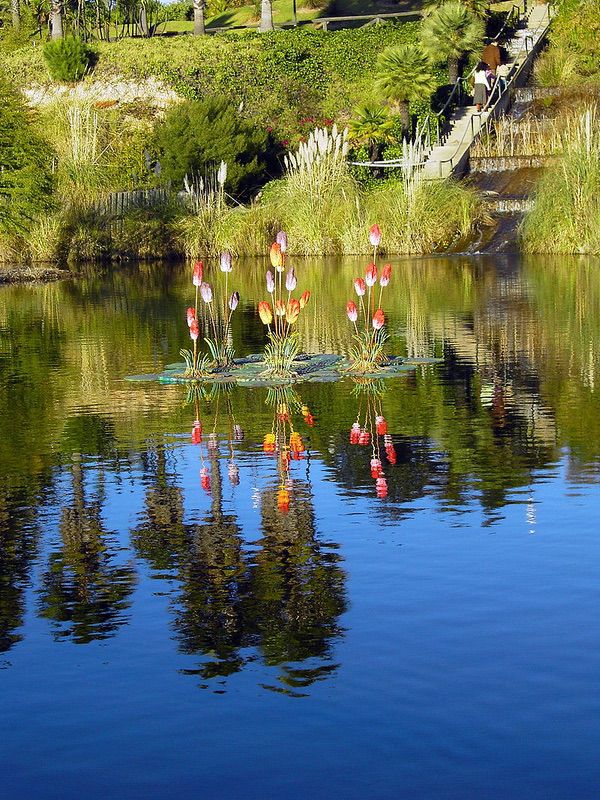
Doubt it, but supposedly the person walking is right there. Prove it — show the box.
[482,40,502,74]
[496,60,511,92]
[473,61,491,112]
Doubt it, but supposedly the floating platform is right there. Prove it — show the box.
[126,354,442,387]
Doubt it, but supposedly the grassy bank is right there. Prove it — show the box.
[534,0,600,88]
[3,23,431,145]
[1,7,496,266]
[522,106,600,254]
[519,0,600,254]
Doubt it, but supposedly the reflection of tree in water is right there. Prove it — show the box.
[174,449,249,680]
[39,456,136,644]
[0,488,39,653]
[133,410,346,692]
[252,480,346,694]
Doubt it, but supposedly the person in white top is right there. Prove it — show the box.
[473,61,491,112]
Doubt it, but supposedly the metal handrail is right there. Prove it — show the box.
[415,2,522,149]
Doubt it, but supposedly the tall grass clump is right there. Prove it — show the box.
[534,46,579,88]
[217,125,360,256]
[261,125,358,255]
[214,125,482,255]
[523,106,600,254]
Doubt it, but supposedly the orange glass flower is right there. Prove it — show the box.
[286,299,300,325]
[270,242,284,271]
[299,290,311,309]
[258,301,273,325]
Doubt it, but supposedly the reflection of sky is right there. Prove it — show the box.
[4,441,600,799]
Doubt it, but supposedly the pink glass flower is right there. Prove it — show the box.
[285,268,297,291]
[372,308,385,330]
[346,300,358,323]
[200,282,213,303]
[190,319,200,341]
[220,251,233,273]
[380,264,392,287]
[276,230,288,253]
[369,224,381,247]
[229,291,239,311]
[266,270,275,293]
[186,307,196,327]
[192,260,203,287]
[354,278,366,297]
[365,263,377,287]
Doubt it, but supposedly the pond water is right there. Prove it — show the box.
[1,254,600,799]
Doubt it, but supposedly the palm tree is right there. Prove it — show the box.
[259,0,274,31]
[374,43,437,135]
[423,0,489,17]
[348,104,395,162]
[50,0,63,39]
[193,0,206,34]
[421,2,485,85]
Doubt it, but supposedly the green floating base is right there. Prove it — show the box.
[126,353,441,388]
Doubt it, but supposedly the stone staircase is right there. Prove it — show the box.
[422,3,552,180]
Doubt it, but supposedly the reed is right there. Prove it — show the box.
[214,126,481,256]
[523,107,600,254]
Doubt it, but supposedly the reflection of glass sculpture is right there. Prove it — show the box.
[349,380,398,499]
[187,383,243,493]
[262,386,315,513]
[131,387,345,694]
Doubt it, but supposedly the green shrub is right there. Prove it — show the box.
[0,72,54,239]
[43,37,96,83]
[154,97,274,197]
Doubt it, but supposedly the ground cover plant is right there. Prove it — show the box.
[3,22,434,144]
[534,0,600,87]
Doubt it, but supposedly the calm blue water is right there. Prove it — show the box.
[1,255,600,798]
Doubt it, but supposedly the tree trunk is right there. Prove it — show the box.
[448,55,460,85]
[369,140,380,162]
[138,2,149,37]
[11,0,20,29]
[398,100,410,137]
[259,0,274,32]
[50,0,63,39]
[193,0,206,35]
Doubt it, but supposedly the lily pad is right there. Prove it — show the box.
[125,353,442,387]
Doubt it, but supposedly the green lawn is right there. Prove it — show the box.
[158,0,425,33]
[160,0,515,34]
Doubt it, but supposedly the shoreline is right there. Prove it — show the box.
[0,265,72,285]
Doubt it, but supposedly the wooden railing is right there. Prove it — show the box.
[92,186,169,217]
